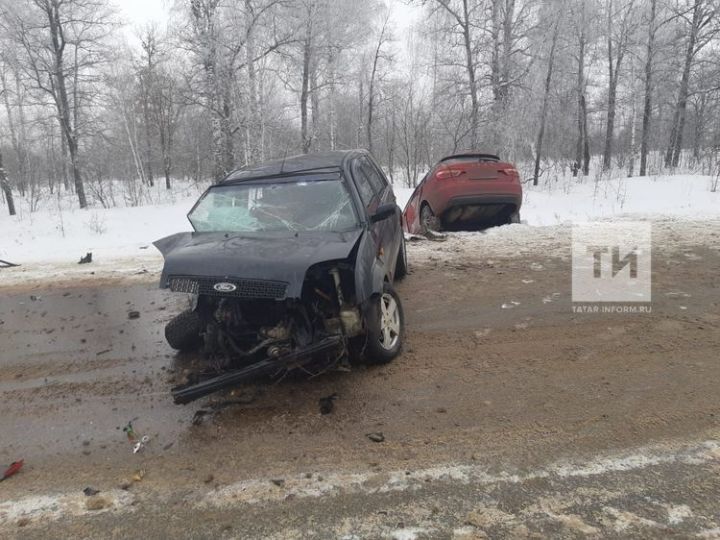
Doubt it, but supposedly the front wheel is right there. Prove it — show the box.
[165,309,202,351]
[364,283,404,364]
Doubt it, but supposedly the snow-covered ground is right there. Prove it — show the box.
[1,174,718,287]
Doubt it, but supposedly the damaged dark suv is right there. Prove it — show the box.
[154,150,407,404]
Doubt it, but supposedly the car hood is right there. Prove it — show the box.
[154,230,363,299]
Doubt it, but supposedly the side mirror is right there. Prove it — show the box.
[370,203,396,223]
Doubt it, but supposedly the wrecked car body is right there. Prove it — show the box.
[155,150,407,404]
[403,153,523,234]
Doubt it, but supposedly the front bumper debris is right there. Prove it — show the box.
[171,335,343,404]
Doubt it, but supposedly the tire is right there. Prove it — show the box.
[165,309,202,351]
[420,204,441,234]
[394,235,408,280]
[507,210,521,224]
[363,283,404,364]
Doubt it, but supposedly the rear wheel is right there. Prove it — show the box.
[364,283,404,364]
[165,309,202,351]
[420,204,441,233]
[507,210,521,224]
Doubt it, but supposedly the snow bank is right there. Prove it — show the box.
[1,198,196,264]
[1,175,718,272]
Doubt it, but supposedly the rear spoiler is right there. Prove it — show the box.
[439,153,499,163]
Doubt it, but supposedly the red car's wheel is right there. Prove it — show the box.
[420,204,441,233]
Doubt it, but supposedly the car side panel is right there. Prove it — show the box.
[353,230,387,304]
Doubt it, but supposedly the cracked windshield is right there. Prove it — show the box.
[188,179,358,233]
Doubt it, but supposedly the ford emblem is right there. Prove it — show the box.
[213,282,237,293]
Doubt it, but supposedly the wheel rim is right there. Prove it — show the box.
[379,293,401,351]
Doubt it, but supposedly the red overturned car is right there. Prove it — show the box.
[403,153,522,234]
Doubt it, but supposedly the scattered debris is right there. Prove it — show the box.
[271,478,285,487]
[0,259,20,268]
[406,234,426,243]
[319,393,338,415]
[85,495,111,511]
[521,279,535,284]
[17,517,30,527]
[127,310,140,320]
[501,301,521,309]
[96,349,111,356]
[366,432,385,443]
[425,229,448,242]
[78,252,93,264]
[122,420,149,453]
[132,469,145,482]
[83,487,100,497]
[1,459,24,482]
[192,410,210,426]
[30,295,41,301]
[122,421,138,443]
[204,474,214,484]
[133,436,150,454]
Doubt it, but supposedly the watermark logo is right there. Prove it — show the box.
[572,222,651,307]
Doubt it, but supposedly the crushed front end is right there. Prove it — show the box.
[164,262,364,404]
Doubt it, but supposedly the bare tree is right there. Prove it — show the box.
[532,8,562,186]
[571,0,591,177]
[366,10,391,155]
[602,0,638,171]
[0,141,16,215]
[640,0,659,176]
[2,0,113,209]
[426,0,481,148]
[665,0,719,168]
[138,27,160,186]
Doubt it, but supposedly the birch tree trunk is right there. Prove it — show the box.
[366,14,389,155]
[46,0,87,208]
[533,17,560,186]
[574,3,590,177]
[300,3,314,154]
[640,0,657,176]
[665,0,705,168]
[461,0,479,148]
[0,148,16,216]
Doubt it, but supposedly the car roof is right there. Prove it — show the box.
[438,152,500,163]
[221,150,369,184]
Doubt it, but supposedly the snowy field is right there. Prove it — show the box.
[1,174,719,287]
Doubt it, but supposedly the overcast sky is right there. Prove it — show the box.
[117,0,423,47]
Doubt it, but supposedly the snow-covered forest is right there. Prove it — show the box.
[1,0,720,216]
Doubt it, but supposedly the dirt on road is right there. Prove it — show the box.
[1,219,719,538]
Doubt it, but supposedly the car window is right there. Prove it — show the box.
[359,157,387,195]
[351,160,377,208]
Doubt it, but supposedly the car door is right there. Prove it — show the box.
[350,157,396,278]
[359,156,401,276]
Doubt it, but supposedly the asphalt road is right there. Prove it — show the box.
[1,220,719,538]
